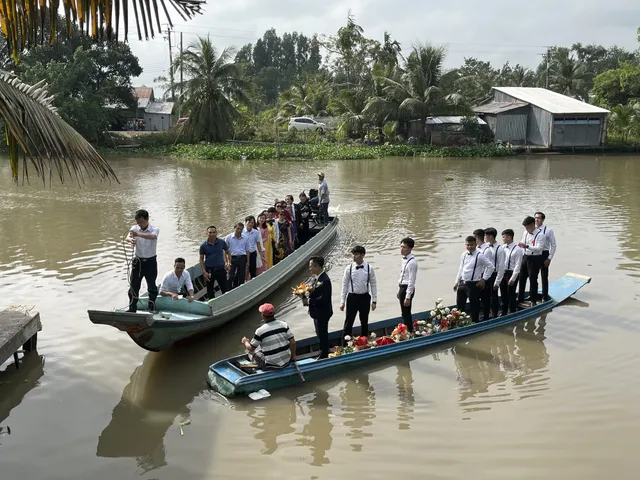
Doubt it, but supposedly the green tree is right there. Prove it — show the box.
[0,0,200,184]
[608,102,640,141]
[174,36,251,142]
[591,62,640,107]
[19,20,142,142]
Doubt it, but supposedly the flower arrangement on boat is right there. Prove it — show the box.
[327,298,474,357]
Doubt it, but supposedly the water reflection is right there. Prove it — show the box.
[395,362,415,430]
[453,314,550,415]
[298,389,333,466]
[245,398,297,455]
[338,373,376,451]
[0,354,45,426]
[96,329,242,473]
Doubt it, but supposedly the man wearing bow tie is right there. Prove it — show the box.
[454,236,495,323]
[398,237,417,332]
[126,209,160,313]
[340,245,378,338]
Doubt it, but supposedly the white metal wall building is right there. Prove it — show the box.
[474,87,610,147]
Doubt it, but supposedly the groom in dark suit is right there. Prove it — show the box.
[307,256,333,359]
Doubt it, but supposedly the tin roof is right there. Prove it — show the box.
[474,101,529,114]
[493,87,609,115]
[133,87,154,109]
[145,101,174,115]
[425,116,487,125]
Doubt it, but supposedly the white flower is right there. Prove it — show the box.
[344,335,351,341]
[437,298,443,304]
[417,320,426,326]
[437,314,442,320]
[447,314,453,320]
[369,332,377,339]
[316,282,323,287]
[437,303,443,309]
[430,310,436,317]
[444,308,450,314]
[304,291,310,297]
[426,323,432,329]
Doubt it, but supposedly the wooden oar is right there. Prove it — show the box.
[293,361,305,382]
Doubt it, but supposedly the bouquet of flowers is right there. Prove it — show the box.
[375,336,396,346]
[352,336,370,350]
[292,283,313,298]
[413,319,433,336]
[391,323,411,342]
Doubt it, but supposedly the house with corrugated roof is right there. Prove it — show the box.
[474,87,610,147]
[107,86,176,131]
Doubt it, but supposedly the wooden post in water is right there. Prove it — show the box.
[0,305,41,370]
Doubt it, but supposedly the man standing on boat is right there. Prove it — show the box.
[474,228,488,251]
[243,216,263,280]
[159,257,195,302]
[497,229,524,315]
[126,209,159,313]
[199,226,231,299]
[481,228,501,319]
[241,303,296,369]
[535,211,556,301]
[307,256,333,359]
[340,245,378,338]
[317,172,330,226]
[454,236,495,323]
[398,237,417,332]
[518,216,546,306]
[226,223,251,290]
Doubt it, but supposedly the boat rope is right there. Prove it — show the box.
[122,230,141,301]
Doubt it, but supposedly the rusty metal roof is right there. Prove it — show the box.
[474,101,529,114]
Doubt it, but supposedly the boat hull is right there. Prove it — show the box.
[88,217,340,351]
[207,272,591,397]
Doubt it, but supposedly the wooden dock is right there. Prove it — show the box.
[0,306,41,370]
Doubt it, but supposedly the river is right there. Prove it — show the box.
[0,155,639,479]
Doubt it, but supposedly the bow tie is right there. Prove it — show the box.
[355,265,364,270]
[468,252,473,255]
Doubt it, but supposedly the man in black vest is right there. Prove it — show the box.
[306,256,333,359]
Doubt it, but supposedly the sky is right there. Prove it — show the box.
[125,0,640,94]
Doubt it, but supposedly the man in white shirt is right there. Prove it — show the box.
[160,257,195,302]
[340,245,378,338]
[454,235,495,323]
[497,229,524,315]
[226,223,251,290]
[482,227,501,319]
[535,211,556,301]
[317,172,330,226]
[126,209,159,313]
[398,237,417,332]
[518,216,547,306]
[243,215,264,280]
[474,228,488,251]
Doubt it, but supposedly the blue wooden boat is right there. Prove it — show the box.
[87,217,339,351]
[207,272,591,397]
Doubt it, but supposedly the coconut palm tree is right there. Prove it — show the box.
[172,36,251,142]
[368,43,471,138]
[0,0,203,184]
[609,102,640,141]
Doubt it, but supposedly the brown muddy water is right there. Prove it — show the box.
[0,155,639,480]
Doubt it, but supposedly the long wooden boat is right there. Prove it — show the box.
[87,217,339,351]
[207,272,591,397]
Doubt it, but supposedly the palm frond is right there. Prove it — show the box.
[0,0,204,62]
[0,70,117,184]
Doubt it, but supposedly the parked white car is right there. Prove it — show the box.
[288,117,326,133]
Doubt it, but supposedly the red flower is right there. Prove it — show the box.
[376,336,396,346]
[396,323,408,333]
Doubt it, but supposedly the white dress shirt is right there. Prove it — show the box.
[520,228,546,256]
[340,261,378,304]
[160,270,194,294]
[496,242,524,284]
[398,254,418,299]
[538,224,557,260]
[455,249,495,283]
[130,223,159,258]
[242,228,261,253]
[482,242,501,274]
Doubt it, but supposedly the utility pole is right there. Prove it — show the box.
[179,32,184,117]
[164,25,175,100]
[545,46,550,89]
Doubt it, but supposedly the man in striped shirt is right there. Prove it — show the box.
[241,303,296,368]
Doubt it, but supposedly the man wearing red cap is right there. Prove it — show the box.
[241,303,296,368]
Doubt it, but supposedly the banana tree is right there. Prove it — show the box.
[0,0,203,184]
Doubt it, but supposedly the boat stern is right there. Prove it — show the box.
[207,363,243,397]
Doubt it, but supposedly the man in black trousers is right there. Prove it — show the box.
[307,256,333,359]
[126,209,160,313]
[518,216,546,306]
[340,245,378,338]
[398,237,417,332]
